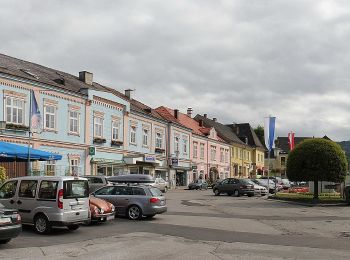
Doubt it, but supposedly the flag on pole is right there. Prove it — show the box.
[264,116,276,151]
[288,132,295,151]
[30,90,42,133]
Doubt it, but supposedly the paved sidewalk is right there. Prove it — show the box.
[1,232,350,260]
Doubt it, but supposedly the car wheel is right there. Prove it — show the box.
[67,224,80,231]
[0,239,11,244]
[227,191,233,196]
[233,190,240,197]
[34,214,52,234]
[214,189,220,196]
[127,205,142,220]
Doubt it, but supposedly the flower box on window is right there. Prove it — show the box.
[93,137,106,144]
[155,148,165,154]
[111,140,123,146]
[6,123,30,132]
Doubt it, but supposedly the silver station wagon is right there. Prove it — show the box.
[91,184,167,220]
[0,176,90,234]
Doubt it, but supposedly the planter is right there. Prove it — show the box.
[111,140,123,146]
[6,123,30,132]
[93,137,106,144]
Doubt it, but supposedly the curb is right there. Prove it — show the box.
[267,196,348,207]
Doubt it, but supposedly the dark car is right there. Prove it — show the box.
[91,184,167,220]
[213,178,255,197]
[0,203,21,244]
[188,179,208,190]
[83,175,110,193]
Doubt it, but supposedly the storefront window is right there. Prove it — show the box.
[129,167,138,174]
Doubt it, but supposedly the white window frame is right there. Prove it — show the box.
[44,104,57,131]
[45,160,56,175]
[142,128,149,147]
[155,132,163,149]
[174,136,180,153]
[70,158,79,176]
[183,138,188,154]
[200,143,205,159]
[225,149,229,163]
[193,142,198,158]
[5,96,25,125]
[112,120,121,141]
[220,148,224,163]
[68,110,80,135]
[130,125,137,144]
[94,116,103,138]
[211,146,216,161]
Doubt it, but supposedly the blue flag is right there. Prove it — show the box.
[31,90,42,133]
[264,116,276,151]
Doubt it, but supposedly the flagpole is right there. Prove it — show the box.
[28,90,32,176]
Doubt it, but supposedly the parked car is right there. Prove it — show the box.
[252,179,276,193]
[89,196,115,223]
[0,203,21,244]
[212,178,255,197]
[211,179,222,189]
[83,175,110,193]
[253,183,268,196]
[91,184,167,220]
[281,179,291,190]
[108,174,169,193]
[0,176,90,234]
[188,179,208,190]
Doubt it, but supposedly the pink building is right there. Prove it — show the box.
[157,107,231,183]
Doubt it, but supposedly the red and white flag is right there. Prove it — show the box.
[288,132,295,151]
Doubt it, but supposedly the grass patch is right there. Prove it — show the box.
[272,192,345,204]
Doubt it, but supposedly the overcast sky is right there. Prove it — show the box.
[1,0,350,141]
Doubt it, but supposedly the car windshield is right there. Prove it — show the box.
[150,187,163,197]
[243,179,255,185]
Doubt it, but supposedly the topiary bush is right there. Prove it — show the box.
[0,166,8,184]
[287,138,347,200]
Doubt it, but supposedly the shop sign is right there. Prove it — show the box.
[144,155,156,163]
[88,146,96,156]
[171,158,178,166]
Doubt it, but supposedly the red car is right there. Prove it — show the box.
[89,197,115,223]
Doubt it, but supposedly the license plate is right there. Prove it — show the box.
[107,215,114,221]
[0,217,11,224]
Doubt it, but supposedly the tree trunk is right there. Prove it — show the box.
[313,180,319,201]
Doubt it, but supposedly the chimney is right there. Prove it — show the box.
[174,109,179,119]
[213,118,217,122]
[199,119,203,127]
[79,71,93,85]
[187,108,193,118]
[204,114,207,118]
[125,89,133,99]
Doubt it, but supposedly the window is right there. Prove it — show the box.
[220,148,224,162]
[45,160,55,176]
[94,116,103,137]
[193,142,198,158]
[112,120,120,140]
[142,128,149,146]
[69,110,80,134]
[0,181,17,199]
[200,143,205,159]
[6,96,25,124]
[211,146,216,161]
[114,186,132,195]
[19,180,37,198]
[132,187,146,196]
[44,105,56,130]
[38,181,58,200]
[86,177,104,184]
[174,136,179,152]
[183,138,188,154]
[240,149,243,159]
[130,125,137,144]
[63,180,89,198]
[236,148,238,158]
[156,132,163,148]
[70,158,79,175]
[281,157,286,166]
[95,186,115,195]
[225,149,229,163]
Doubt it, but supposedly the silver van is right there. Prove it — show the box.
[0,176,89,234]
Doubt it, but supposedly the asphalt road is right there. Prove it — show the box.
[2,188,350,259]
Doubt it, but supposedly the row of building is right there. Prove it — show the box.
[0,53,266,186]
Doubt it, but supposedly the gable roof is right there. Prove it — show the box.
[0,53,128,100]
[226,123,265,149]
[155,106,192,131]
[193,114,244,145]
[130,99,166,121]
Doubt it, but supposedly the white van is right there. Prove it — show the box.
[0,176,89,234]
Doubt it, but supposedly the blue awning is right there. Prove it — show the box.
[0,142,62,161]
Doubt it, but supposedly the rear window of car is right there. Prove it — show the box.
[38,181,58,200]
[149,187,162,197]
[63,180,89,199]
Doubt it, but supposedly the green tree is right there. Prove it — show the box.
[287,138,347,200]
[254,125,265,146]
